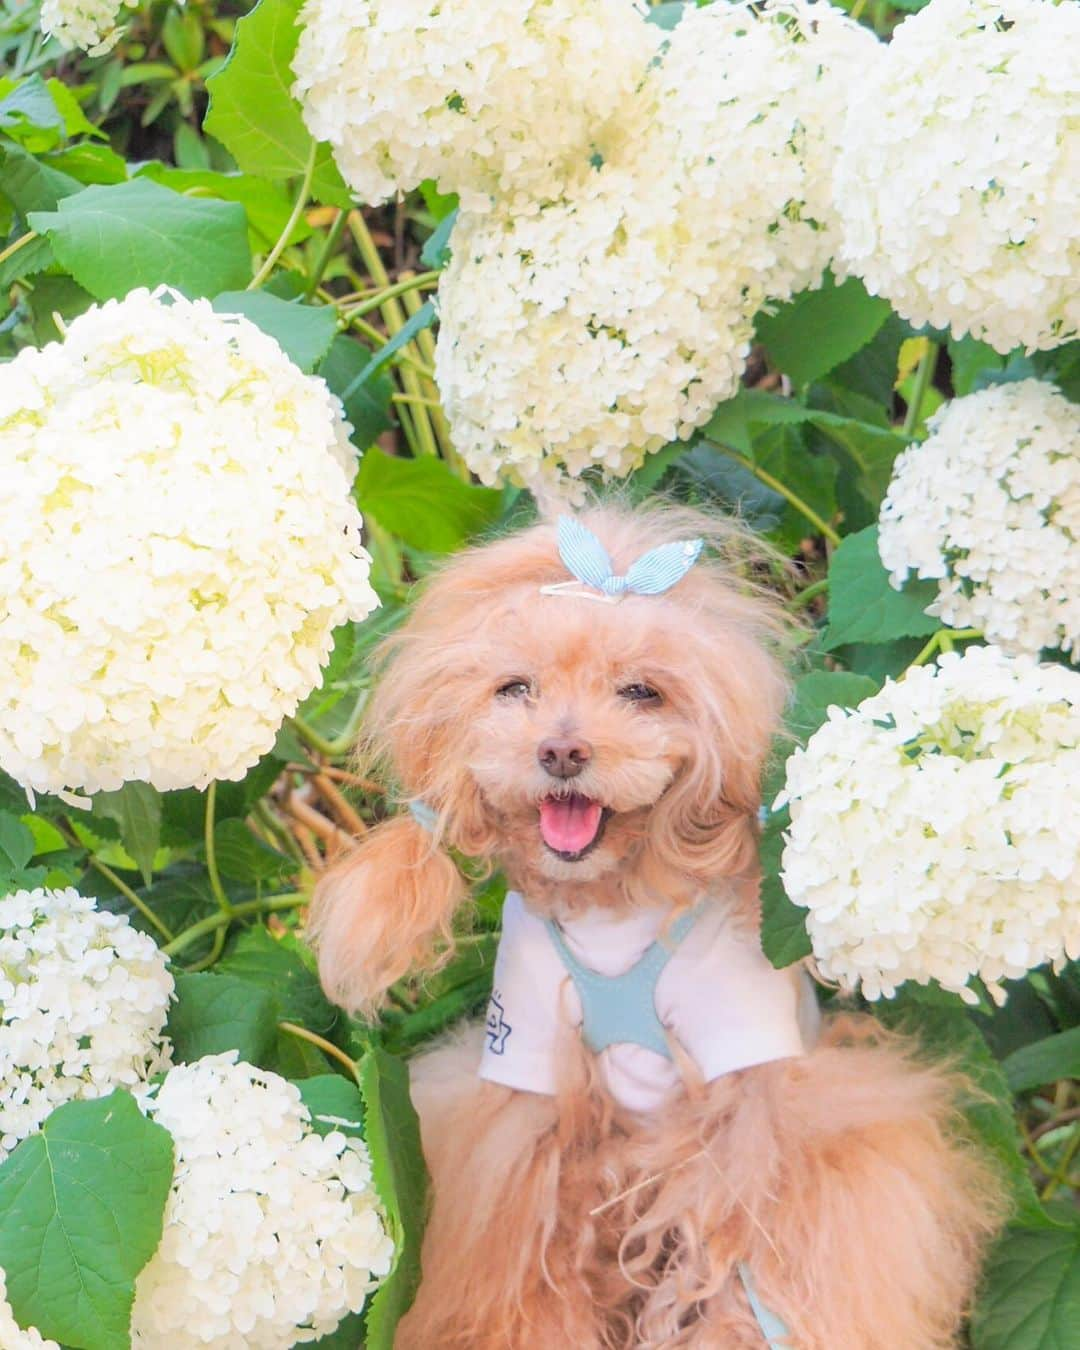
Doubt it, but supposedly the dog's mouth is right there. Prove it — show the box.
[538,793,611,861]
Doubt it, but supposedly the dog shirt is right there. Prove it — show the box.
[479,890,814,1114]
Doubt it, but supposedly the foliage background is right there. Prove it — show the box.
[0,0,1077,1345]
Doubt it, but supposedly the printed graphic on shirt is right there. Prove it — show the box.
[485,990,512,1054]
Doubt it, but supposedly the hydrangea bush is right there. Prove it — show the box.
[0,0,1077,1344]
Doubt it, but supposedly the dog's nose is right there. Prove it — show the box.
[537,736,592,779]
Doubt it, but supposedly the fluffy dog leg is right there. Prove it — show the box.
[399,1029,611,1350]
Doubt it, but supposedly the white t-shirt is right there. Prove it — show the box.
[479,891,816,1113]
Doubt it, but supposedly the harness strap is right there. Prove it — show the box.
[544,905,702,1058]
[738,1263,792,1348]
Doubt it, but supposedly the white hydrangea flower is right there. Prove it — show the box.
[131,1053,395,1348]
[435,0,876,489]
[835,0,1080,354]
[39,0,138,54]
[292,0,660,212]
[0,887,173,1163]
[880,380,1080,658]
[0,1269,58,1350]
[778,646,1080,1004]
[0,288,378,797]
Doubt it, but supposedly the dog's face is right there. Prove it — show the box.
[464,596,699,881]
[369,509,788,895]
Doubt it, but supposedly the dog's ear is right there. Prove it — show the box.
[650,610,787,885]
[309,814,467,1016]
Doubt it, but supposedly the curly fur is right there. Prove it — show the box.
[310,502,1008,1347]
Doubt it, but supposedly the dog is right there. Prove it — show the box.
[312,504,1006,1348]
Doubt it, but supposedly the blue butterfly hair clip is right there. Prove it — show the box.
[540,516,704,604]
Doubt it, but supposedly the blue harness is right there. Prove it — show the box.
[544,909,792,1348]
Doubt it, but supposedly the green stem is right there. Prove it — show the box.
[788,577,829,610]
[343,271,440,320]
[248,142,318,291]
[902,341,938,438]
[714,444,842,547]
[204,781,233,916]
[1040,1124,1080,1201]
[162,892,307,959]
[910,628,983,667]
[346,314,436,380]
[289,692,369,760]
[183,924,226,973]
[253,799,305,865]
[57,820,175,943]
[279,1021,362,1085]
[0,230,37,268]
[305,209,349,300]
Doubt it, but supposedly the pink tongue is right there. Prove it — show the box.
[539,795,603,855]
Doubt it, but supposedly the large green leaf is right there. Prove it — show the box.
[758,819,811,968]
[218,924,336,1033]
[212,289,338,371]
[204,0,351,208]
[0,142,81,215]
[0,1091,173,1350]
[318,335,395,448]
[211,817,295,885]
[93,783,162,886]
[755,275,893,389]
[27,179,251,300]
[360,1048,428,1350]
[356,449,503,553]
[972,1224,1080,1349]
[0,810,34,871]
[1003,1028,1080,1094]
[136,163,311,252]
[821,525,939,650]
[167,969,281,1066]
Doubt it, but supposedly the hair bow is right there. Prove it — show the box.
[541,515,703,603]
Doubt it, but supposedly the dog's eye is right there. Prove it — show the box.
[618,682,661,704]
[496,678,532,700]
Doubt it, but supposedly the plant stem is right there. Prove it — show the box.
[343,271,440,320]
[57,819,176,944]
[1040,1124,1080,1201]
[183,924,226,973]
[279,1021,362,1085]
[162,892,307,959]
[392,393,444,411]
[204,781,232,916]
[714,443,842,546]
[902,341,938,438]
[0,230,38,268]
[248,142,318,291]
[788,577,829,610]
[909,628,982,667]
[304,208,348,299]
[346,314,436,380]
[289,692,369,760]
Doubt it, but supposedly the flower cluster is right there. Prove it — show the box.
[39,0,135,54]
[0,887,173,1163]
[131,1054,395,1348]
[292,0,659,212]
[879,380,1080,658]
[435,0,874,489]
[835,0,1080,354]
[0,1270,58,1350]
[778,646,1080,1003]
[0,288,378,798]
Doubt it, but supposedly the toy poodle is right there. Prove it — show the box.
[311,504,1006,1348]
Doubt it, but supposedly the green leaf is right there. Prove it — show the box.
[758,820,811,968]
[361,1048,428,1350]
[0,232,53,288]
[44,79,105,142]
[167,970,281,1066]
[0,810,35,871]
[356,449,503,553]
[212,289,338,371]
[318,335,394,448]
[756,275,893,389]
[420,207,457,270]
[135,163,310,252]
[93,783,162,886]
[345,301,436,393]
[821,525,939,650]
[972,1224,1080,1349]
[211,817,294,884]
[42,142,128,186]
[0,1090,173,1350]
[1003,1028,1080,1094]
[299,1074,366,1138]
[0,142,82,214]
[27,179,251,300]
[0,75,65,141]
[218,924,336,1032]
[204,0,351,208]
[948,335,1009,397]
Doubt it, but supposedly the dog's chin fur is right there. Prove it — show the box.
[310,503,1009,1347]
